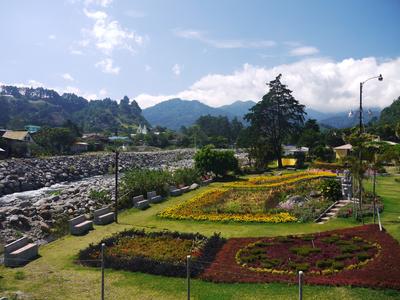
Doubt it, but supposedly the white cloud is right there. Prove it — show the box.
[27,79,44,87]
[62,73,75,81]
[48,34,56,40]
[172,64,182,76]
[99,88,107,97]
[84,0,112,7]
[173,28,276,49]
[81,8,146,55]
[134,57,400,112]
[95,58,120,74]
[290,46,319,56]
[145,65,152,72]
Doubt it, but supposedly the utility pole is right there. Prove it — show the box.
[357,74,383,224]
[114,150,119,223]
[359,82,364,224]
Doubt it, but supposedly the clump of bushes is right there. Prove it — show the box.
[119,167,201,208]
[290,245,321,256]
[319,178,342,201]
[89,189,111,204]
[288,262,310,272]
[195,145,239,178]
[172,168,201,186]
[119,169,172,208]
[316,259,333,268]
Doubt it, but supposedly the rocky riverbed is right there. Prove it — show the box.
[0,149,195,245]
[0,149,195,197]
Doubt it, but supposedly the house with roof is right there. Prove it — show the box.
[1,130,34,157]
[333,144,353,160]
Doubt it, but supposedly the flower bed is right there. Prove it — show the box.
[201,225,400,290]
[236,233,379,275]
[159,176,337,223]
[158,189,297,223]
[222,171,335,189]
[78,230,225,277]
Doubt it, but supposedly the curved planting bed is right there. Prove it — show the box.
[78,230,225,277]
[159,173,339,223]
[236,233,379,275]
[201,225,400,290]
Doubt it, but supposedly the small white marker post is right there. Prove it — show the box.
[298,270,303,300]
[186,255,191,300]
[101,243,105,300]
[376,206,382,231]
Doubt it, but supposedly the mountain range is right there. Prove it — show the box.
[143,98,381,130]
[0,84,386,133]
[142,99,255,130]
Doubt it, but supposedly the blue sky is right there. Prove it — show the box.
[0,0,399,111]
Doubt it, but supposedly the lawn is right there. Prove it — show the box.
[0,175,400,299]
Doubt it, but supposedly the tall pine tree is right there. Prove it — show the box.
[245,74,306,168]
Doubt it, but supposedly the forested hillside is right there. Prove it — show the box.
[0,86,148,132]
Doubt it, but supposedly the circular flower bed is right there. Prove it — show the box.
[236,233,380,275]
[78,230,225,277]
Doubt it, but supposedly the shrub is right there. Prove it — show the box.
[14,271,25,280]
[319,178,342,201]
[289,262,310,272]
[119,169,172,209]
[172,168,201,186]
[321,234,341,244]
[290,245,321,256]
[316,259,333,268]
[334,253,353,261]
[50,215,70,238]
[89,189,111,204]
[357,252,372,261]
[332,261,344,270]
[340,244,360,253]
[194,145,239,178]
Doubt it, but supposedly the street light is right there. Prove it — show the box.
[359,74,383,133]
[357,74,383,223]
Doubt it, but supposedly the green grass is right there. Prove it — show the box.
[1,177,400,299]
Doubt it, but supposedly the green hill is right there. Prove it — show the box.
[0,85,148,132]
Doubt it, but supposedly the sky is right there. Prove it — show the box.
[0,0,399,112]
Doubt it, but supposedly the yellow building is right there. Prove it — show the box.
[333,144,352,160]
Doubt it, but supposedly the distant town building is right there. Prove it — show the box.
[108,136,129,142]
[1,130,34,157]
[71,142,89,153]
[24,125,41,134]
[283,145,309,156]
[2,131,33,143]
[137,124,148,135]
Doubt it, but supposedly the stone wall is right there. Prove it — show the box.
[0,149,195,197]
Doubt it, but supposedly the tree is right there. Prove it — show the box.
[237,127,275,170]
[245,74,306,168]
[298,119,321,149]
[194,145,239,178]
[33,127,77,154]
